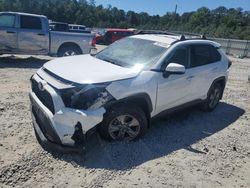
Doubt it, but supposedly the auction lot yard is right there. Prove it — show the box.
[0,48,250,187]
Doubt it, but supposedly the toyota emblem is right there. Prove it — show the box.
[38,81,47,91]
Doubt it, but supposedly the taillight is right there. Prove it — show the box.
[228,59,232,69]
[91,37,96,47]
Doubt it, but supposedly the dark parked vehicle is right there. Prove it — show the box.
[49,22,69,32]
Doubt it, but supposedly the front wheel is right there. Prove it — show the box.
[200,83,222,112]
[99,104,148,141]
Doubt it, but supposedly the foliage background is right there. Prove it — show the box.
[0,0,249,39]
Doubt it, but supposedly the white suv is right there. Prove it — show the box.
[29,33,230,151]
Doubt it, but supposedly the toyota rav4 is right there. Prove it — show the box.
[29,33,231,151]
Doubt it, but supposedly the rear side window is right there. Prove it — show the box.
[0,14,15,27]
[190,44,221,67]
[123,32,133,36]
[20,15,42,30]
[113,31,133,36]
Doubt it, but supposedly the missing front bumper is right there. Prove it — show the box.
[31,111,83,153]
[29,91,105,152]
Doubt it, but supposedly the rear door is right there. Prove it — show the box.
[187,44,222,100]
[0,13,18,52]
[18,15,49,54]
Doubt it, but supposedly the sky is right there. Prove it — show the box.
[94,0,250,15]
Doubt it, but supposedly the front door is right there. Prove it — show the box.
[155,45,194,114]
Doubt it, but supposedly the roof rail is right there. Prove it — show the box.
[200,35,206,39]
[179,35,186,40]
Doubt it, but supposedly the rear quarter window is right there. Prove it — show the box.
[210,46,222,62]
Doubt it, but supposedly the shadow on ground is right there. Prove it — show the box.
[0,55,50,69]
[49,102,245,170]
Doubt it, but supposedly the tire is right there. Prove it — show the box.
[57,45,81,57]
[200,83,222,112]
[99,104,148,141]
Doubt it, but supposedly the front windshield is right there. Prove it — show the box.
[95,37,168,68]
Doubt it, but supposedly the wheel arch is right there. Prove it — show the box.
[57,42,82,56]
[208,76,226,99]
[105,93,153,126]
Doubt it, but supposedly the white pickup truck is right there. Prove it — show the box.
[0,12,96,57]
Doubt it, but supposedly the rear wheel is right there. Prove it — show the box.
[99,104,147,141]
[200,83,222,112]
[57,45,81,57]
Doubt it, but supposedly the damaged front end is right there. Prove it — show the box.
[29,74,114,152]
[60,82,114,110]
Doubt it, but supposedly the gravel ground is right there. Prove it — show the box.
[0,53,249,187]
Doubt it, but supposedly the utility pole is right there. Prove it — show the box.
[174,4,178,14]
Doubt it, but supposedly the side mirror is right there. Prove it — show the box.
[164,63,185,77]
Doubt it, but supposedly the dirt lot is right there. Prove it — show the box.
[0,52,249,187]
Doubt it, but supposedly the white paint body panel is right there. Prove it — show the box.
[43,54,141,84]
[155,71,193,115]
[106,71,158,116]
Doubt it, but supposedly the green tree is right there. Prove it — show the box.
[0,0,249,39]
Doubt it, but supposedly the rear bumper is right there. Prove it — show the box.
[29,74,105,151]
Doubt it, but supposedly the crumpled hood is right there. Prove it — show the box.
[43,54,142,84]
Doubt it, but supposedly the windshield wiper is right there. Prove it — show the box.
[100,57,123,67]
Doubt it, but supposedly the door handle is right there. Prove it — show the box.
[187,76,194,81]
[37,33,45,36]
[6,31,16,34]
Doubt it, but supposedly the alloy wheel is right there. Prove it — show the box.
[108,115,140,141]
[63,50,76,56]
[208,87,221,109]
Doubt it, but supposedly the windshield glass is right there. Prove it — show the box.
[95,37,168,67]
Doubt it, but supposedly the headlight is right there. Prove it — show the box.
[60,83,114,110]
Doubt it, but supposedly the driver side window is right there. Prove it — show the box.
[163,46,189,69]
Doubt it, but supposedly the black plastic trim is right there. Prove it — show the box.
[153,99,203,120]
[43,68,82,86]
[208,76,226,99]
[105,93,153,113]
